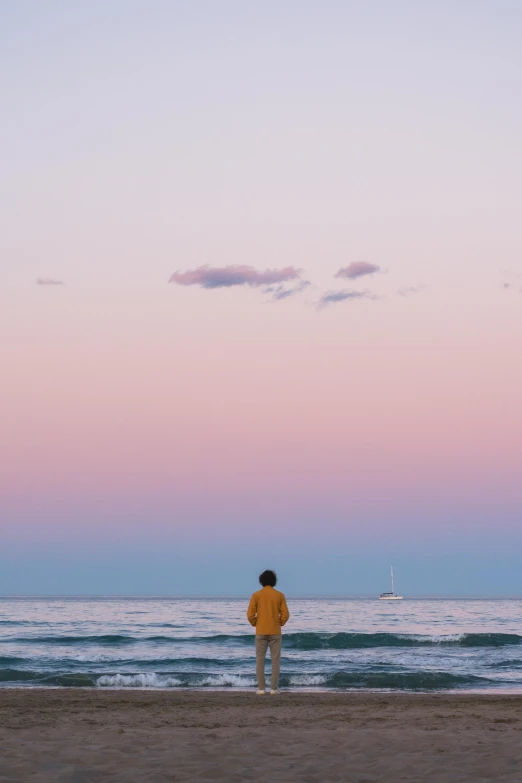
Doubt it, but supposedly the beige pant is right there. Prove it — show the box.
[255,634,282,691]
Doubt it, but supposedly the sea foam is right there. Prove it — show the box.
[97,673,182,688]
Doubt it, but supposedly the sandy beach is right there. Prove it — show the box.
[0,690,521,782]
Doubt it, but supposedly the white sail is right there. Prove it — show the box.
[379,566,403,600]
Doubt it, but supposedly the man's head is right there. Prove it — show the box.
[259,569,277,587]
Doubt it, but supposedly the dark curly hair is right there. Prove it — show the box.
[259,569,277,587]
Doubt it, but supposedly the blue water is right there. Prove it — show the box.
[1,598,522,691]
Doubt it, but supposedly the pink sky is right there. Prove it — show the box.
[1,1,522,593]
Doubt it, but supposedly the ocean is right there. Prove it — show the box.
[1,597,522,691]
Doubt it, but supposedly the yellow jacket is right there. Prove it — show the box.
[247,586,290,635]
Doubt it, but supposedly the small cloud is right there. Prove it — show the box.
[397,285,424,297]
[499,269,521,292]
[317,290,374,309]
[37,277,64,286]
[169,265,301,289]
[265,280,311,302]
[335,262,380,280]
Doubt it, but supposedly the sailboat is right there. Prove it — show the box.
[379,567,403,600]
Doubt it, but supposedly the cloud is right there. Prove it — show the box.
[265,280,311,301]
[169,265,301,289]
[36,278,64,286]
[499,270,521,292]
[335,262,380,280]
[317,290,374,308]
[397,285,424,297]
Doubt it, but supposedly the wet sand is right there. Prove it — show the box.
[1,689,521,782]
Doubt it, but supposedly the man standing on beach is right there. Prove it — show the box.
[247,570,290,695]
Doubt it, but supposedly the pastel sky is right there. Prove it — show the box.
[2,1,522,595]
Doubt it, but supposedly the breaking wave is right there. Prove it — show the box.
[281,632,522,649]
[3,632,521,649]
[97,673,183,688]
[0,668,491,690]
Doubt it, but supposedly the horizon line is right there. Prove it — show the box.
[1,593,521,600]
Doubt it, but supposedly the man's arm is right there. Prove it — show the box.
[280,594,290,627]
[247,594,258,627]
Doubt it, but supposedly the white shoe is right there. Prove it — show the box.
[256,690,266,695]
[270,689,280,695]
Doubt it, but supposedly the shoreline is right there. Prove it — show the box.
[2,690,522,781]
[3,684,522,694]
[3,686,522,699]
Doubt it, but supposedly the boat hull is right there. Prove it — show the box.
[378,595,403,600]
